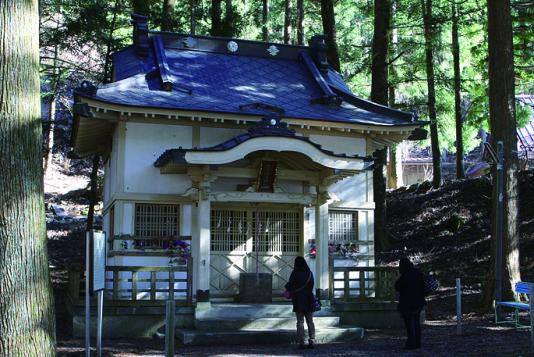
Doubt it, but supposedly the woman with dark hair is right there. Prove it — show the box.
[394,257,426,350]
[285,256,316,349]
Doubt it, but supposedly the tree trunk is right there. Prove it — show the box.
[284,0,292,44]
[262,0,269,41]
[452,1,464,179]
[191,0,197,35]
[211,0,222,36]
[297,0,304,45]
[482,0,521,310]
[320,0,341,71]
[371,0,390,250]
[161,0,177,32]
[421,0,441,188]
[226,0,233,23]
[371,0,390,106]
[132,0,150,15]
[86,155,100,231]
[103,2,120,84]
[43,96,56,175]
[373,149,389,251]
[0,1,56,355]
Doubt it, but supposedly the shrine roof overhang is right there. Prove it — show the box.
[154,117,373,173]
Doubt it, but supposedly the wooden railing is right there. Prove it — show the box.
[329,263,399,302]
[67,261,193,307]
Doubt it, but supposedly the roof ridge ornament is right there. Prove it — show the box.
[309,35,329,74]
[131,13,150,56]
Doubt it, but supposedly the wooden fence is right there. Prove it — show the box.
[329,262,399,302]
[67,261,193,307]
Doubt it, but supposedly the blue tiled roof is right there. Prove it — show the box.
[77,33,425,127]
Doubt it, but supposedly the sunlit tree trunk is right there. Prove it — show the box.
[452,1,464,179]
[161,0,177,31]
[320,0,340,71]
[284,0,292,44]
[421,0,441,188]
[0,1,56,355]
[262,0,269,41]
[43,95,56,175]
[482,0,521,309]
[297,0,304,45]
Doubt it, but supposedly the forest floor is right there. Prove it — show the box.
[47,167,534,356]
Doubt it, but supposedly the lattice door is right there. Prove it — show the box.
[210,206,301,296]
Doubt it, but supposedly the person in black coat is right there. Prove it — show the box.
[394,257,426,350]
[285,256,316,349]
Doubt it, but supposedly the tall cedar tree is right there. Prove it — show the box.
[132,0,150,15]
[0,0,56,355]
[191,0,197,34]
[482,0,521,308]
[297,0,304,45]
[452,1,464,179]
[284,0,292,44]
[211,0,222,36]
[320,0,341,71]
[161,0,177,31]
[421,0,441,188]
[262,0,269,41]
[370,0,391,251]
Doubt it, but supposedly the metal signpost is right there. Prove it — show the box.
[86,230,106,357]
[483,141,504,303]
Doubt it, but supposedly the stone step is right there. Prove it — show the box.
[176,326,365,346]
[196,303,334,320]
[195,316,341,330]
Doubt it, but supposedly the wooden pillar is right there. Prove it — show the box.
[315,188,329,299]
[192,171,212,304]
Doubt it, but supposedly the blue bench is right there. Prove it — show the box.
[495,282,533,328]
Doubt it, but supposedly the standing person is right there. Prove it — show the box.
[394,257,426,350]
[285,256,316,349]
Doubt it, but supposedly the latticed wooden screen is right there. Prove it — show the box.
[210,209,248,252]
[210,208,300,253]
[328,210,358,241]
[134,203,180,247]
[254,211,300,253]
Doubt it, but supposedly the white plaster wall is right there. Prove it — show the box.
[212,177,250,191]
[277,180,303,194]
[304,207,316,275]
[308,134,366,156]
[200,127,245,147]
[124,122,192,194]
[328,172,371,206]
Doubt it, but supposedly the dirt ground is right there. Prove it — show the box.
[55,314,532,356]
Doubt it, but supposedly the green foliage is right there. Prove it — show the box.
[39,0,533,156]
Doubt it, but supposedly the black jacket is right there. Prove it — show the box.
[394,266,426,313]
[285,270,315,313]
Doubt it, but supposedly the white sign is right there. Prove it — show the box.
[92,230,106,292]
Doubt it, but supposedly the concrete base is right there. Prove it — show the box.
[333,301,426,329]
[177,326,364,346]
[179,303,364,346]
[70,306,194,338]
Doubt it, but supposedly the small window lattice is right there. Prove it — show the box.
[254,211,300,253]
[134,203,180,238]
[210,209,248,252]
[211,209,300,253]
[329,210,358,242]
